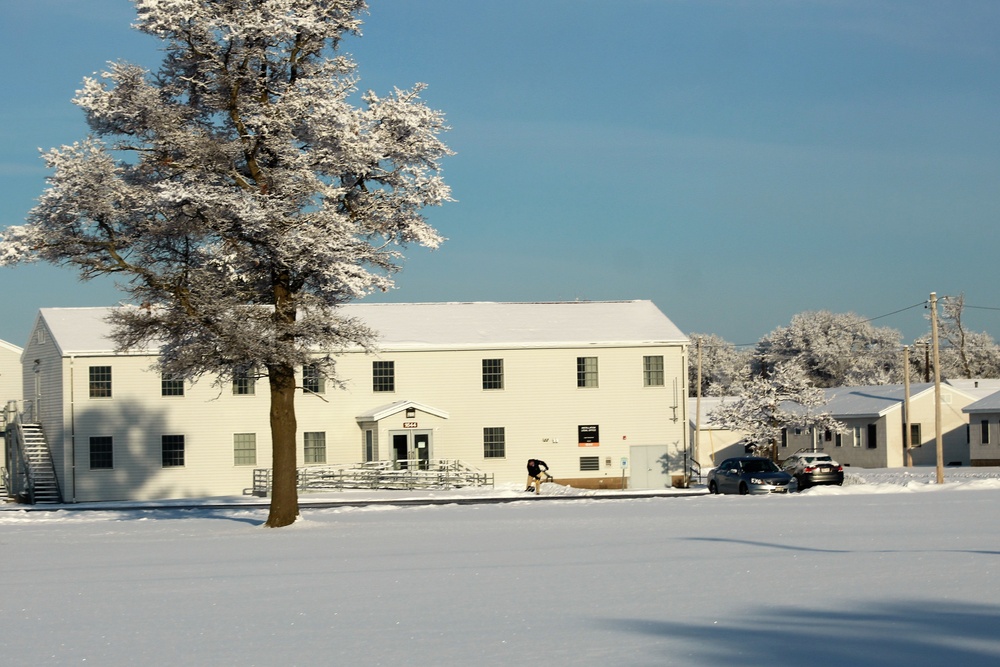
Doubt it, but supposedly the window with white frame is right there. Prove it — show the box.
[303,364,325,394]
[853,426,862,448]
[483,427,505,458]
[577,357,598,388]
[365,429,377,462]
[982,420,991,445]
[372,361,395,392]
[304,431,327,463]
[161,373,184,397]
[89,366,112,398]
[162,435,185,467]
[643,355,664,387]
[233,368,256,396]
[234,433,257,466]
[482,359,504,390]
[89,436,113,470]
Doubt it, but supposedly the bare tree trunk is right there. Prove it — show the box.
[266,362,299,527]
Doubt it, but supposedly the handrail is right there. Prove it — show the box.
[249,459,495,496]
[5,408,37,503]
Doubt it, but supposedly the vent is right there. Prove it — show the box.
[580,456,600,471]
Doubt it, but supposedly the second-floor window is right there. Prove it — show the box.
[643,355,664,387]
[577,357,598,388]
[233,369,256,396]
[373,361,395,392]
[161,374,184,397]
[482,359,504,390]
[89,366,112,398]
[303,364,325,394]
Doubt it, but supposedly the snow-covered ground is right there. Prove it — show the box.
[4,468,1000,666]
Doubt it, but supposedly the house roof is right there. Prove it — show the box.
[0,338,22,356]
[945,379,1000,400]
[355,400,450,422]
[963,390,1000,415]
[34,300,687,356]
[819,384,933,418]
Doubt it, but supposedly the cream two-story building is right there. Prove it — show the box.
[8,301,690,502]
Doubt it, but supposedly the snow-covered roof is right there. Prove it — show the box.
[945,379,1000,400]
[0,338,22,355]
[688,396,739,428]
[817,383,976,418]
[34,301,687,356]
[819,384,929,418]
[963,390,1000,415]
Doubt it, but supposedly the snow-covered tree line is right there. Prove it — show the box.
[0,0,452,527]
[692,304,1000,455]
[690,304,1000,396]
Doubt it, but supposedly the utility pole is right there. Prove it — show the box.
[695,337,703,465]
[903,345,912,467]
[930,293,944,484]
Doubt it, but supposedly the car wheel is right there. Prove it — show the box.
[738,482,749,495]
[708,481,718,494]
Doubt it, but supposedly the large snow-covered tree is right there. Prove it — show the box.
[708,362,844,458]
[929,294,1000,379]
[754,311,904,388]
[0,0,452,526]
[688,333,752,396]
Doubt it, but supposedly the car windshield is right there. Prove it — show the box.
[742,460,780,473]
[806,455,832,463]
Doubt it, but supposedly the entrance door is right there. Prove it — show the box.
[390,430,433,470]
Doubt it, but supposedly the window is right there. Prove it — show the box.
[373,361,395,392]
[161,374,184,397]
[577,357,598,388]
[982,420,991,445]
[853,426,862,448]
[580,456,600,471]
[643,356,664,387]
[162,435,185,467]
[303,364,325,394]
[824,429,833,442]
[906,423,921,447]
[89,436,113,470]
[780,428,788,448]
[482,359,504,390]
[89,366,112,398]
[234,433,256,466]
[867,423,878,449]
[483,427,505,458]
[835,433,843,448]
[365,429,378,462]
[233,369,256,396]
[304,431,327,463]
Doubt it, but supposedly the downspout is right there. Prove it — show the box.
[69,356,76,503]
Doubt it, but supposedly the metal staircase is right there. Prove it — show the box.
[4,403,62,504]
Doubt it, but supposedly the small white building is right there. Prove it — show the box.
[962,390,1000,466]
[779,383,976,468]
[8,301,690,502]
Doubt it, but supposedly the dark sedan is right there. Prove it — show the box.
[707,456,798,495]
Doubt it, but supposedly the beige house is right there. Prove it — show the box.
[962,390,1000,466]
[779,383,976,468]
[1,338,23,490]
[0,338,21,405]
[7,301,690,502]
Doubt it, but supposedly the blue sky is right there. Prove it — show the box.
[2,0,999,348]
